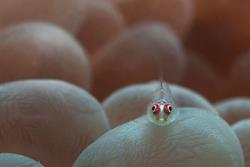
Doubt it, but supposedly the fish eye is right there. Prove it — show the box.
[152,103,160,114]
[164,104,172,114]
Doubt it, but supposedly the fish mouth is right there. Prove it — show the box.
[159,118,165,121]
[156,117,167,122]
[154,118,168,126]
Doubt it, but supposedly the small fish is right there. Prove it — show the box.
[147,80,177,126]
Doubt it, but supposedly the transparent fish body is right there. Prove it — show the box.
[147,81,178,126]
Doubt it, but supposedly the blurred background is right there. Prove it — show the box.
[0,0,249,102]
[0,0,250,166]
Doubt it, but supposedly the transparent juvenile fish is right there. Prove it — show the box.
[147,81,178,126]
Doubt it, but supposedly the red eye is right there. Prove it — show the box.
[152,103,160,114]
[164,104,172,114]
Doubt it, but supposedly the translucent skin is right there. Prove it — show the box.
[147,100,171,126]
[103,81,215,128]
[147,83,178,126]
